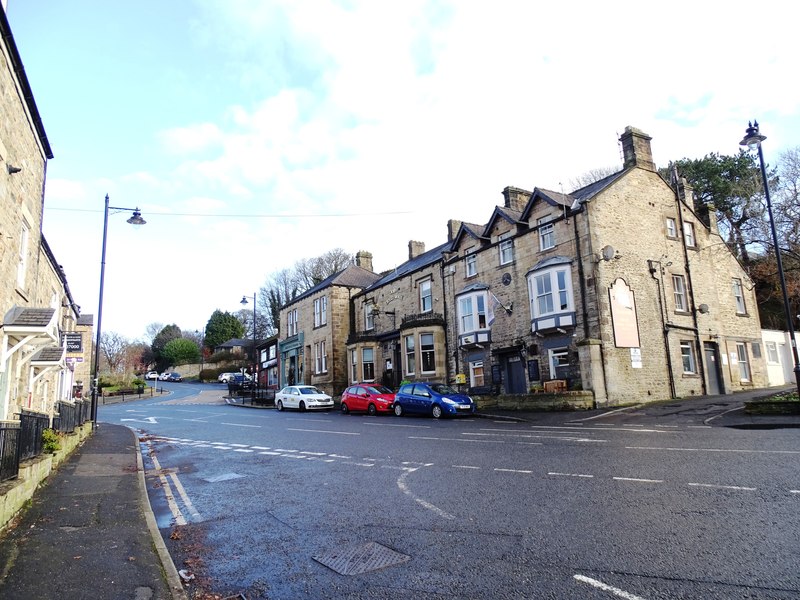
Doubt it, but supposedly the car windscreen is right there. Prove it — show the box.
[429,383,458,395]
[299,387,323,395]
[366,385,393,394]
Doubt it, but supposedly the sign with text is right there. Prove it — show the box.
[64,332,83,353]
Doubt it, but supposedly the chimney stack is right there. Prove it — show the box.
[355,250,373,272]
[502,186,531,212]
[619,126,656,172]
[447,219,462,241]
[408,240,425,260]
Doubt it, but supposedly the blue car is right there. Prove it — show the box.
[393,382,476,419]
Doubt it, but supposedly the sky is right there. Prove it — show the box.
[7,0,800,341]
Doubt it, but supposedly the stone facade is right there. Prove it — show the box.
[278,262,380,397]
[279,126,769,407]
[0,10,89,422]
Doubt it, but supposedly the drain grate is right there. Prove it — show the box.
[313,542,410,575]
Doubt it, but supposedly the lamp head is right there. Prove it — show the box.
[241,296,249,306]
[739,120,766,150]
[126,209,146,227]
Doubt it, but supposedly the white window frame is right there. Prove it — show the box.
[538,216,555,251]
[732,278,746,314]
[362,347,375,381]
[17,221,30,289]
[680,341,696,374]
[404,335,415,375]
[527,266,574,319]
[314,340,327,374]
[365,304,375,331]
[498,232,514,265]
[350,349,358,382]
[469,361,485,387]
[313,296,327,327]
[419,279,432,313]
[672,275,688,312]
[457,291,488,334]
[420,333,435,373]
[465,248,477,278]
[765,341,780,364]
[549,348,569,376]
[736,342,751,382]
[665,217,677,238]
[287,309,298,336]
[683,221,696,248]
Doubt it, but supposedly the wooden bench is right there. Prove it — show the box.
[543,380,567,393]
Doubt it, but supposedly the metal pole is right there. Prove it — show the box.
[90,195,110,430]
[252,293,257,403]
[757,143,800,398]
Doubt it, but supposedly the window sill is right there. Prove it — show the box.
[735,312,749,317]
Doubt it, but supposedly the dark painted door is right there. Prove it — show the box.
[703,342,722,395]
[503,354,527,394]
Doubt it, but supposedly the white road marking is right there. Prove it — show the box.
[495,468,533,474]
[688,483,756,491]
[259,451,281,456]
[613,477,664,483]
[548,472,594,478]
[233,449,254,453]
[568,405,638,422]
[251,446,271,450]
[687,425,712,429]
[343,461,376,467]
[573,574,647,600]
[464,432,605,443]
[453,465,481,469]
[790,490,800,494]
[300,451,327,455]
[212,446,232,450]
[397,464,455,520]
[362,422,431,429]
[144,442,186,526]
[328,454,352,459]
[287,428,360,435]
[228,443,249,447]
[527,425,666,434]
[167,471,203,522]
[121,416,159,423]
[409,435,542,445]
[220,422,261,428]
[704,405,744,424]
[627,446,800,455]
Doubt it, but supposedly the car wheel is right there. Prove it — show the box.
[299,401,306,412]
[393,403,404,417]
[367,403,377,416]
[432,404,443,419]
[341,402,349,414]
[276,400,283,411]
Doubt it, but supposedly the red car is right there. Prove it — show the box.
[340,384,395,415]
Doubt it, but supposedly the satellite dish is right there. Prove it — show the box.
[601,245,616,261]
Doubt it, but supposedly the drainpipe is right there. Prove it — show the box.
[649,260,677,399]
[440,261,454,383]
[672,168,707,394]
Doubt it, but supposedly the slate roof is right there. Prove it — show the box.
[31,346,65,365]
[3,307,56,329]
[570,170,626,203]
[287,264,382,306]
[364,241,452,292]
[77,314,94,327]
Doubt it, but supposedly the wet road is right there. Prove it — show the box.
[100,385,800,599]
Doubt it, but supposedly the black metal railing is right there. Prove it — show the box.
[18,410,48,461]
[53,401,78,434]
[0,421,21,482]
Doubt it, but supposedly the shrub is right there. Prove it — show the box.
[42,428,60,454]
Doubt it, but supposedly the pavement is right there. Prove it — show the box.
[0,386,797,600]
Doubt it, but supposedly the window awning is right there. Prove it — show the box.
[30,345,67,385]
[1,306,59,373]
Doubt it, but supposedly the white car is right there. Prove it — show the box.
[158,372,171,381]
[144,371,159,380]
[217,372,237,383]
[275,385,334,412]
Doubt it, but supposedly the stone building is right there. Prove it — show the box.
[0,7,90,422]
[278,252,380,396]
[347,241,452,390]
[443,126,767,405]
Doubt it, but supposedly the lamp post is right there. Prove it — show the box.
[195,329,205,383]
[91,194,146,429]
[740,121,800,398]
[241,293,257,402]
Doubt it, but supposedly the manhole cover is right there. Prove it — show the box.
[313,542,410,575]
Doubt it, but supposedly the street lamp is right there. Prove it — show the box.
[91,194,146,429]
[241,293,257,402]
[740,121,800,398]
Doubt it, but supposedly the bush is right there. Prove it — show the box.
[131,378,146,387]
[42,428,60,454]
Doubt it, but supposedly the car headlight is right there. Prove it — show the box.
[442,397,458,405]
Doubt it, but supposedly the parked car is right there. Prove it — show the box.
[144,371,159,380]
[158,372,171,380]
[340,384,395,415]
[393,382,475,418]
[165,372,182,382]
[275,385,333,411]
[217,372,237,383]
[227,374,253,390]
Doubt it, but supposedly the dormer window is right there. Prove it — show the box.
[538,216,555,250]
[498,232,514,265]
[683,221,696,248]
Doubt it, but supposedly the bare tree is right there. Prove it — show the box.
[144,322,164,344]
[568,166,619,191]
[294,248,353,289]
[100,331,130,374]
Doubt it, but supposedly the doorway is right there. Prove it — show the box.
[703,342,723,395]
[501,353,527,394]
